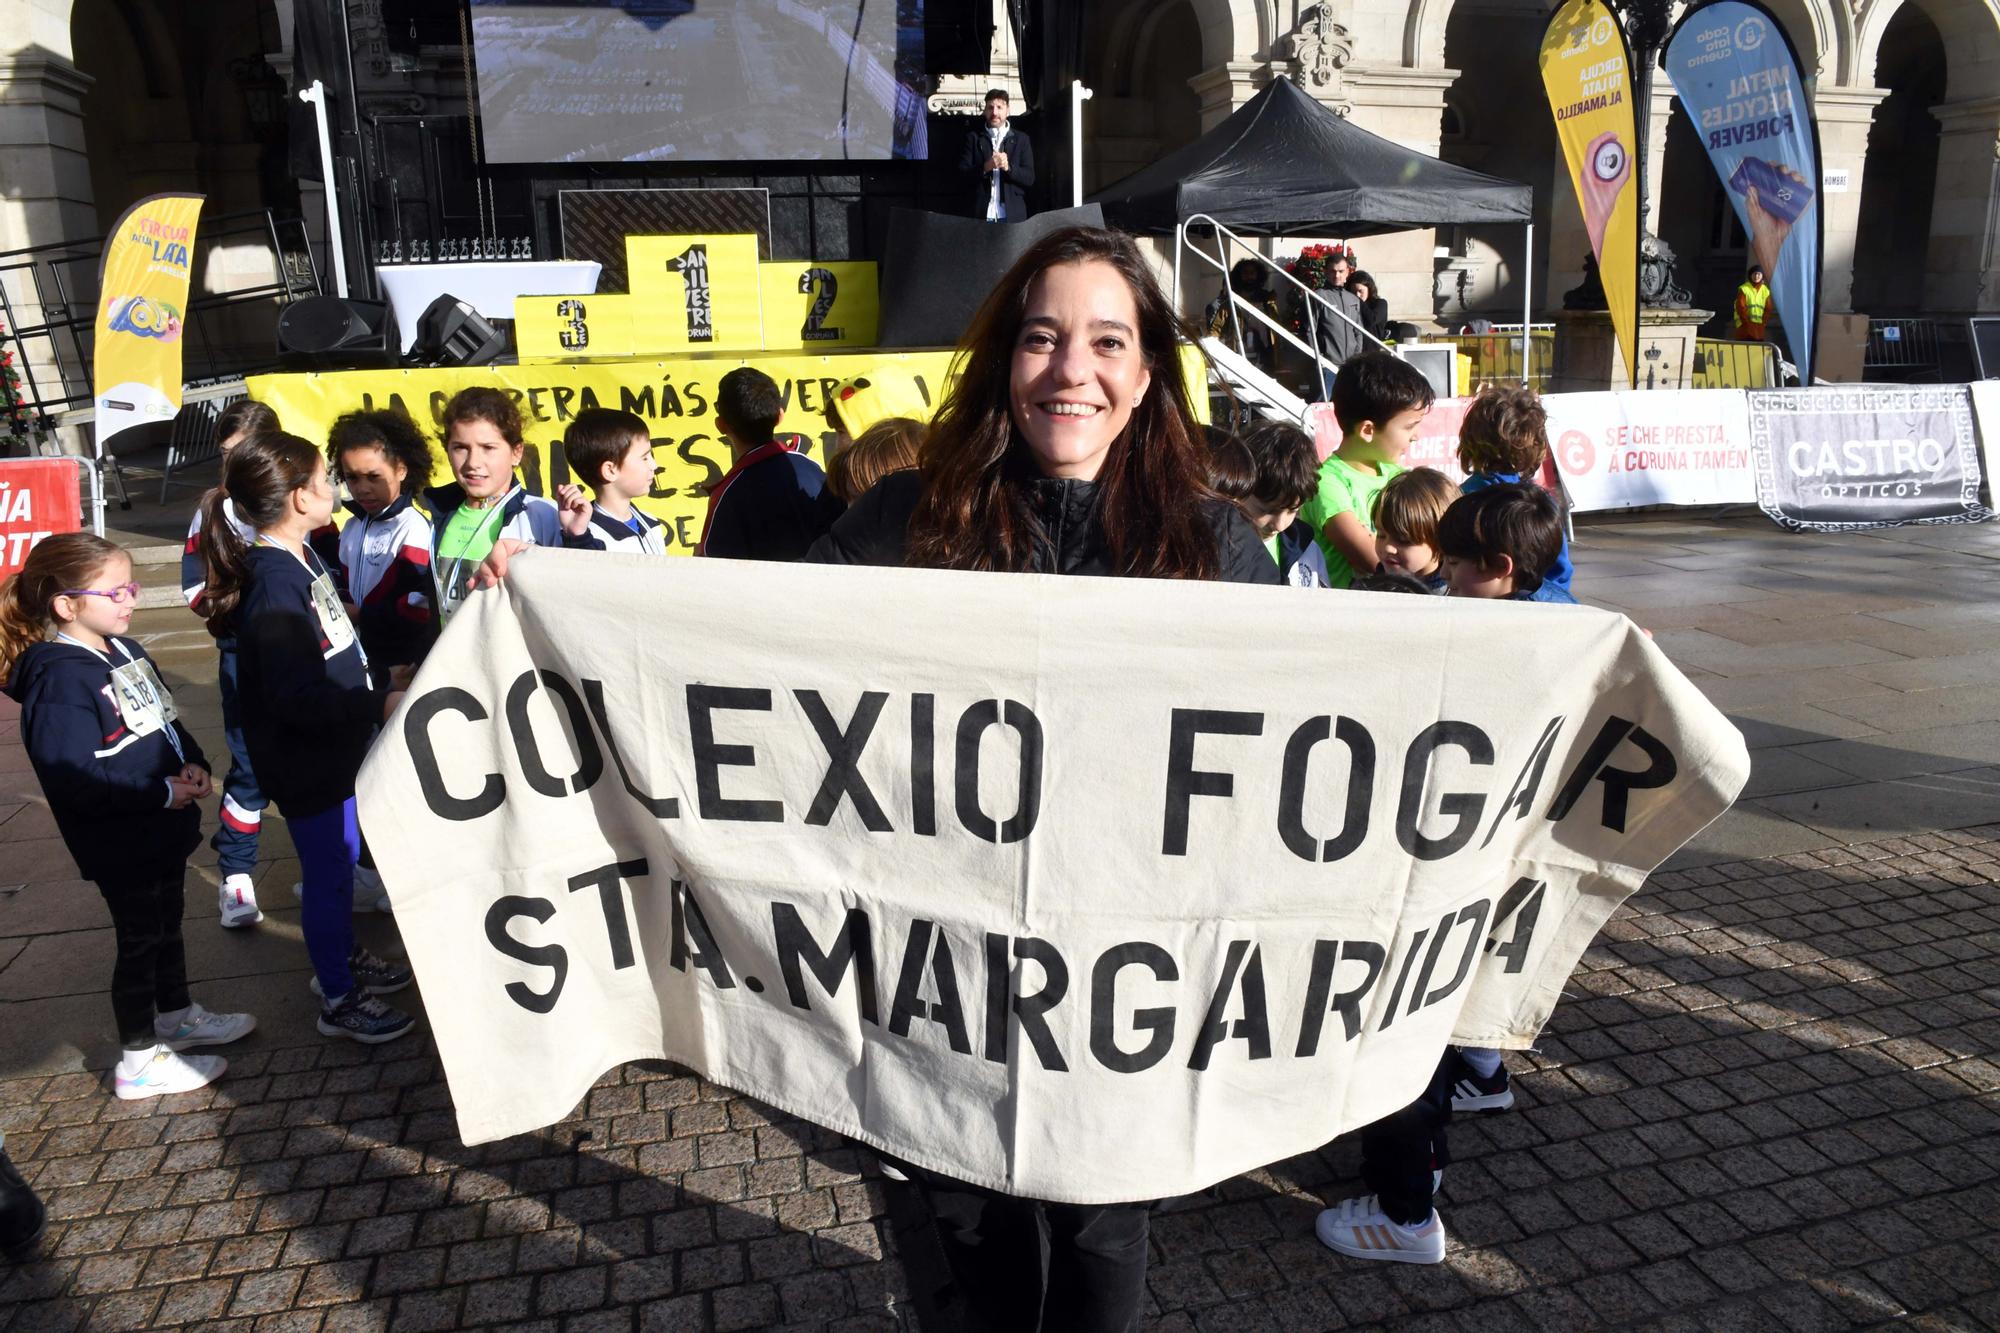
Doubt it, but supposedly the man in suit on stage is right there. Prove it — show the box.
[959,89,1034,222]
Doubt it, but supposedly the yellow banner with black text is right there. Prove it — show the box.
[247,351,957,554]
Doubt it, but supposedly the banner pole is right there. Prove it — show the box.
[1071,82,1093,208]
[1523,223,1534,385]
[89,441,103,538]
[300,81,349,299]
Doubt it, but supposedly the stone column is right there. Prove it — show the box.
[1812,85,1889,314]
[0,45,97,412]
[1927,96,2000,314]
[1640,86,1676,236]
[1340,65,1460,330]
[1187,61,1268,131]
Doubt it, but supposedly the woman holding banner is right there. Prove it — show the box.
[807,226,1277,1329]
[474,225,1277,1328]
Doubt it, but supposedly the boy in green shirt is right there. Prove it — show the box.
[1300,352,1436,587]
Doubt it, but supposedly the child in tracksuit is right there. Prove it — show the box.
[182,398,280,928]
[326,409,441,673]
[195,432,417,1045]
[1205,420,1331,588]
[1455,386,1573,594]
[556,408,671,554]
[427,387,562,625]
[3,532,256,1099]
[310,410,440,916]
[1369,467,1459,592]
[1319,484,1568,1265]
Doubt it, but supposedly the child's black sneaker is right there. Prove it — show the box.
[0,1147,47,1262]
[308,947,413,999]
[1449,1058,1514,1113]
[317,992,416,1045]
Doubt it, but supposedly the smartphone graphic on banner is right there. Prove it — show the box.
[1728,158,1813,224]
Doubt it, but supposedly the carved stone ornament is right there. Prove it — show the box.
[1281,3,1354,88]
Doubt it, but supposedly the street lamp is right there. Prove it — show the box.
[1564,0,1695,309]
[1611,0,1695,305]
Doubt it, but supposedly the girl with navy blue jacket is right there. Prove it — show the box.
[0,533,256,1100]
[195,433,417,1045]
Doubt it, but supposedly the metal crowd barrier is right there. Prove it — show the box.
[1862,319,1941,382]
[1439,329,1554,392]
[1692,339,1781,390]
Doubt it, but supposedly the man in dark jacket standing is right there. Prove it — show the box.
[959,89,1034,222]
[1311,254,1365,400]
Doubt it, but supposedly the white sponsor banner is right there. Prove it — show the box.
[1749,385,1992,530]
[358,553,1748,1204]
[1965,381,2000,509]
[1401,390,1757,511]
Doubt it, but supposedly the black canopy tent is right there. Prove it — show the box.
[1089,76,1533,237]
[1089,76,1538,387]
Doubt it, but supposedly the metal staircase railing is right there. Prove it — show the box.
[1172,214,1396,428]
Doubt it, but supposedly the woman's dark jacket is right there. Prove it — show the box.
[805,469,1281,586]
[1358,297,1391,342]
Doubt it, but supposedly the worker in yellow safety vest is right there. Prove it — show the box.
[1734,265,1771,341]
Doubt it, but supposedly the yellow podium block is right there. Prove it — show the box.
[514,294,635,360]
[627,234,764,352]
[759,262,880,350]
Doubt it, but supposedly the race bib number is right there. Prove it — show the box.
[439,562,475,625]
[108,657,176,738]
[310,572,360,660]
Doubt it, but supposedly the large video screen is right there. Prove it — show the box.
[471,1,927,164]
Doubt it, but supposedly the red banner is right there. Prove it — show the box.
[0,459,83,579]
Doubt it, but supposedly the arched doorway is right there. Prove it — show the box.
[71,0,292,233]
[1851,3,1944,314]
[1083,0,1205,196]
[1436,0,1554,321]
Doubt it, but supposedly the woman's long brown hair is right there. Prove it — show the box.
[905,226,1219,579]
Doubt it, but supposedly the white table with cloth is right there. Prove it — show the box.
[376,260,602,354]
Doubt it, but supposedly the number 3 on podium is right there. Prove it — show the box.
[513,294,633,360]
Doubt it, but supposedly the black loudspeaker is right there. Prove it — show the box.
[275,296,394,370]
[410,295,508,367]
[876,205,1107,349]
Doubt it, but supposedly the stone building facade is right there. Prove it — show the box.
[2,0,1994,374]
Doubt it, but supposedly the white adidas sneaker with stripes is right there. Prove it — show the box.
[1315,1194,1446,1264]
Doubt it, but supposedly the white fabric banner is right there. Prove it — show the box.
[1402,390,1757,511]
[357,552,1748,1204]
[1964,381,2000,509]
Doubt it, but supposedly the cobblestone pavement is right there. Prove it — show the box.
[2,513,1998,1331]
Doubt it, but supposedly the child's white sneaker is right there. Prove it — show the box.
[217,874,262,928]
[352,864,393,913]
[153,1003,256,1052]
[1315,1194,1446,1264]
[113,1047,226,1100]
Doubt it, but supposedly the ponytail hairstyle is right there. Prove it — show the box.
[196,431,326,639]
[906,225,1219,579]
[215,399,280,450]
[0,532,125,686]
